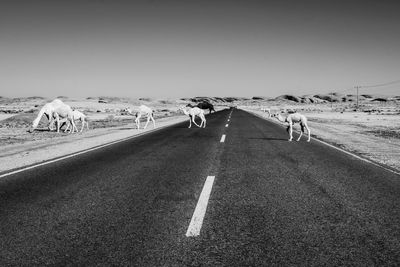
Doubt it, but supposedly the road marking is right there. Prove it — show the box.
[228,119,230,122]
[220,134,226,143]
[186,175,215,237]
[313,138,400,176]
[225,124,229,127]
[0,120,186,179]
[245,109,400,176]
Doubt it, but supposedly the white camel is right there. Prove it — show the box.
[64,110,89,133]
[124,105,155,129]
[271,112,311,142]
[30,99,77,133]
[179,106,206,128]
[261,107,271,117]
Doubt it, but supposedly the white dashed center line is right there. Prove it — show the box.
[220,134,226,143]
[225,124,229,127]
[186,176,216,237]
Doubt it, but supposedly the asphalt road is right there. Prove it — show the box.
[1,109,399,266]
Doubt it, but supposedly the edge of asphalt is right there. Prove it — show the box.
[242,108,400,176]
[0,115,189,178]
[2,108,399,178]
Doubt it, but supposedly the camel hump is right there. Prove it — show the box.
[139,105,152,112]
[51,99,64,105]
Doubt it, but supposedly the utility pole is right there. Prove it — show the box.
[354,86,361,110]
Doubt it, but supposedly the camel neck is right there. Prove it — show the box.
[278,114,287,123]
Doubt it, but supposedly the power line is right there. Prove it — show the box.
[360,79,400,88]
[353,79,400,109]
[332,87,355,95]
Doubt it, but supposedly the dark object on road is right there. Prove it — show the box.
[186,102,215,114]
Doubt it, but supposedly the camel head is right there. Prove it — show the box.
[122,108,132,115]
[271,113,283,120]
[178,106,188,113]
[29,117,42,133]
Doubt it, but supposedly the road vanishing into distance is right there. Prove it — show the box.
[1,108,399,266]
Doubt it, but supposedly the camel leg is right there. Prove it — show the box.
[288,123,293,141]
[80,120,84,132]
[65,119,71,133]
[197,114,203,127]
[199,118,203,128]
[144,116,150,129]
[151,115,156,128]
[136,113,143,129]
[64,118,74,133]
[297,130,303,141]
[135,117,140,129]
[192,116,201,127]
[74,121,78,133]
[56,118,69,133]
[50,114,59,131]
[70,119,77,133]
[47,114,55,131]
[188,117,192,128]
[201,114,206,128]
[64,121,70,133]
[297,124,303,141]
[55,115,60,133]
[305,123,311,142]
[50,118,57,131]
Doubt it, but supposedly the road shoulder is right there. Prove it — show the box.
[0,116,188,173]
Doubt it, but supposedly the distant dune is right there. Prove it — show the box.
[1,93,398,109]
[180,96,251,104]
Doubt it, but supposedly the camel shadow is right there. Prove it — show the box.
[118,127,138,130]
[32,128,51,132]
[28,126,74,133]
[27,128,55,132]
[248,137,288,141]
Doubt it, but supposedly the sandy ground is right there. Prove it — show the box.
[243,106,400,173]
[1,97,399,174]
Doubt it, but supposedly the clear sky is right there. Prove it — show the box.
[0,0,399,99]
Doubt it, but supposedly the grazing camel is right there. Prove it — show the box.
[64,110,89,133]
[124,105,155,129]
[271,112,311,142]
[261,107,271,117]
[30,99,76,133]
[179,106,206,128]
